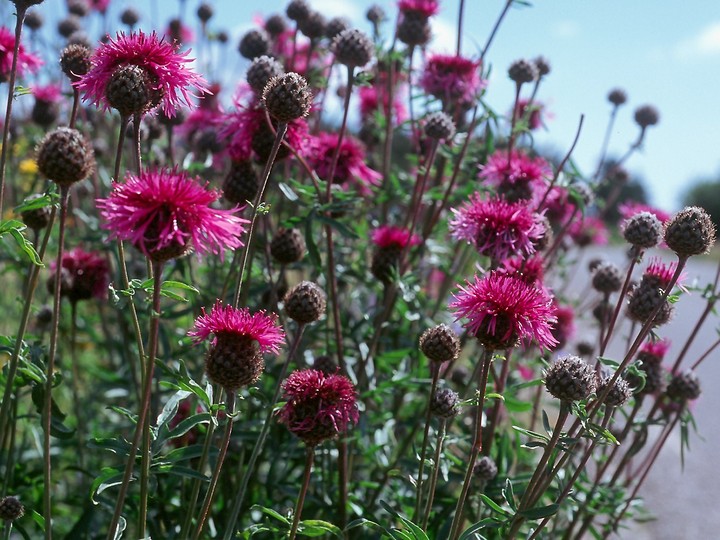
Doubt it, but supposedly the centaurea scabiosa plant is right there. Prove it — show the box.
[98,167,247,537]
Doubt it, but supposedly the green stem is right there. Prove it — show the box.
[288,446,315,540]
[42,185,70,540]
[106,261,164,539]
[448,349,493,540]
[222,324,306,539]
[413,369,439,521]
[421,419,447,530]
[191,391,237,539]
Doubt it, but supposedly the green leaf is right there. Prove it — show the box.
[478,494,511,517]
[90,467,125,503]
[458,518,503,540]
[156,390,191,429]
[251,504,290,525]
[503,478,517,511]
[503,395,533,413]
[0,219,43,265]
[379,501,429,540]
[153,463,209,481]
[519,503,559,520]
[296,519,343,537]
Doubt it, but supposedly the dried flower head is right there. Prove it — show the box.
[278,369,359,446]
[0,496,24,521]
[608,88,627,106]
[474,456,498,482]
[190,301,284,391]
[262,72,313,123]
[430,388,460,418]
[36,127,95,186]
[331,28,374,69]
[664,206,716,257]
[598,376,633,408]
[270,227,306,265]
[544,355,597,402]
[450,271,558,351]
[97,167,248,262]
[622,211,663,248]
[508,58,538,84]
[78,30,208,117]
[634,104,659,128]
[665,370,701,402]
[284,281,327,324]
[591,261,623,294]
[419,324,461,364]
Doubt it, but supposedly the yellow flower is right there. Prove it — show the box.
[19,159,38,175]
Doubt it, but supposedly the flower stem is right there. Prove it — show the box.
[413,368,440,521]
[68,301,86,471]
[421,418,447,529]
[232,122,287,308]
[0,206,56,451]
[69,88,80,129]
[191,391,236,540]
[0,4,28,213]
[448,348,493,540]
[288,446,315,540]
[222,324,306,540]
[600,253,640,356]
[480,0,512,63]
[106,260,164,540]
[42,185,70,540]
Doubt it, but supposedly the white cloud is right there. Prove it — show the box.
[675,21,720,58]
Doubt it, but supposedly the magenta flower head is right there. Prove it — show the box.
[567,215,609,247]
[278,369,359,447]
[639,338,671,363]
[49,247,109,304]
[420,54,485,106]
[371,225,421,249]
[0,27,42,82]
[308,132,381,195]
[398,0,440,17]
[450,271,558,350]
[190,301,284,391]
[449,193,547,263]
[514,99,544,130]
[480,149,551,201]
[97,167,248,262]
[77,30,208,117]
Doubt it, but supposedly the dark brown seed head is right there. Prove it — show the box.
[197,2,213,23]
[24,10,44,30]
[430,388,460,418]
[21,194,52,231]
[623,212,663,248]
[262,72,313,123]
[58,16,81,38]
[223,160,259,205]
[419,324,460,364]
[634,104,659,128]
[665,370,701,402]
[508,59,538,84]
[106,64,162,116]
[36,127,95,186]
[474,456,498,482]
[598,376,633,408]
[325,17,351,40]
[284,281,327,324]
[313,355,337,375]
[298,10,326,40]
[246,55,285,95]
[270,227,306,265]
[592,261,623,294]
[265,14,287,37]
[534,56,551,76]
[423,111,455,141]
[331,28,374,69]
[238,29,271,60]
[205,334,264,391]
[0,496,24,521]
[626,278,674,327]
[120,7,140,26]
[366,4,386,24]
[67,0,89,17]
[545,355,597,402]
[664,206,716,257]
[608,88,627,106]
[60,43,91,83]
[370,246,400,284]
[32,99,59,128]
[397,12,431,47]
[286,0,310,23]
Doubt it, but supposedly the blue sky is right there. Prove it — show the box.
[222,0,720,211]
[9,0,720,211]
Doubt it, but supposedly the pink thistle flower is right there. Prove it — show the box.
[0,27,43,82]
[189,301,285,353]
[644,257,687,291]
[449,194,547,262]
[50,247,110,303]
[497,255,545,285]
[358,85,407,124]
[77,30,208,117]
[278,369,359,447]
[307,132,381,195]
[97,167,248,262]
[550,301,575,351]
[398,0,440,17]
[371,225,421,249]
[639,338,671,361]
[618,202,671,224]
[420,54,485,106]
[480,150,551,187]
[567,215,609,247]
[449,271,558,350]
[32,84,62,103]
[514,99,544,130]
